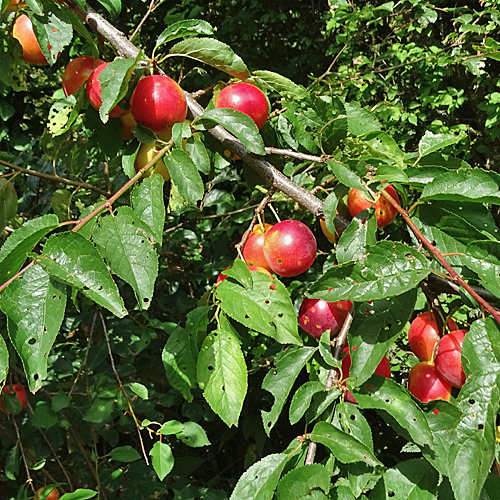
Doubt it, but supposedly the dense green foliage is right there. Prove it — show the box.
[1,0,500,499]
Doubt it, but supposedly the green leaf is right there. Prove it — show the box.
[184,135,211,174]
[177,421,211,448]
[164,149,205,203]
[194,108,266,155]
[0,178,17,231]
[32,232,127,318]
[51,189,72,222]
[377,458,439,499]
[253,70,308,100]
[170,37,249,80]
[92,207,158,310]
[216,271,302,345]
[230,453,290,500]
[332,402,374,452]
[446,319,500,500]
[4,446,19,481]
[0,264,66,392]
[342,100,382,136]
[327,160,365,192]
[59,490,98,500]
[83,397,115,423]
[463,240,500,298]
[421,168,500,204]
[99,58,137,123]
[128,382,148,400]
[31,8,73,66]
[0,214,59,286]
[162,324,198,402]
[418,131,464,158]
[96,0,121,18]
[322,190,339,236]
[197,317,248,427]
[109,445,141,462]
[156,19,214,47]
[307,241,431,303]
[353,377,434,447]
[359,130,405,166]
[261,346,315,435]
[310,421,382,467]
[159,420,184,436]
[275,464,331,499]
[289,381,325,425]
[150,441,174,481]
[348,289,416,386]
[0,333,8,388]
[336,213,377,265]
[130,174,165,247]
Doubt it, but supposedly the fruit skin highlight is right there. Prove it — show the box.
[298,297,351,339]
[215,82,269,130]
[408,361,451,403]
[263,220,317,277]
[347,184,399,227]
[130,75,187,134]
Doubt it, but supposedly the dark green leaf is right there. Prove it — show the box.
[0,264,66,392]
[310,421,382,466]
[150,441,174,481]
[164,149,205,203]
[216,271,301,345]
[0,178,17,231]
[333,402,374,451]
[261,346,315,435]
[307,241,431,303]
[109,446,141,463]
[184,135,211,174]
[289,381,325,425]
[197,316,247,427]
[194,108,266,155]
[275,464,331,500]
[33,232,127,318]
[0,214,59,286]
[95,0,121,18]
[170,37,249,80]
[463,240,500,298]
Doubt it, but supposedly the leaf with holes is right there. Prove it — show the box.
[130,171,166,247]
[0,264,66,392]
[92,207,158,311]
[310,421,382,467]
[197,316,247,427]
[275,463,332,500]
[176,421,210,448]
[331,402,374,452]
[216,271,301,345]
[0,214,59,286]
[261,346,315,435]
[307,241,431,303]
[230,453,291,500]
[348,289,416,386]
[32,232,126,318]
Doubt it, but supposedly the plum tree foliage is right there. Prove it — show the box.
[1,0,500,498]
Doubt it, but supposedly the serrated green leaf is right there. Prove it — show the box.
[99,58,136,123]
[342,100,382,136]
[421,168,500,204]
[216,271,301,345]
[446,319,500,500]
[310,421,382,466]
[327,160,366,192]
[159,420,184,435]
[150,441,174,481]
[0,214,59,286]
[353,377,434,447]
[0,264,66,392]
[332,402,374,452]
[177,421,211,447]
[464,240,500,298]
[130,174,165,246]
[230,453,290,500]
[275,464,331,500]
[32,232,127,318]
[162,325,198,402]
[51,189,72,222]
[253,70,308,100]
[348,289,416,385]
[31,8,73,65]
[261,346,315,435]
[170,37,249,80]
[194,108,266,155]
[418,131,464,157]
[289,381,325,425]
[336,213,377,265]
[378,458,439,499]
[157,19,214,47]
[92,207,158,310]
[184,135,211,174]
[197,317,247,427]
[164,149,204,203]
[307,241,431,303]
[109,445,141,462]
